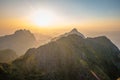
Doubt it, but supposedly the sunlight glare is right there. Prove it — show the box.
[30,10,57,27]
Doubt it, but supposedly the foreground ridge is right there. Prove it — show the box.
[0,29,120,80]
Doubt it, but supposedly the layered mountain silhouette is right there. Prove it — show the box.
[0,28,120,80]
[0,49,17,63]
[0,29,36,56]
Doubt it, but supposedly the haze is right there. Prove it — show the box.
[0,0,120,48]
[0,1,120,80]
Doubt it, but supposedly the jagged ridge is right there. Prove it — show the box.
[0,28,120,80]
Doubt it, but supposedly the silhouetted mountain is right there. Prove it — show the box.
[0,29,120,80]
[0,49,17,63]
[52,28,85,41]
[67,28,85,38]
[0,29,36,56]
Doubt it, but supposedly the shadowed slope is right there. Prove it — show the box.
[0,29,120,80]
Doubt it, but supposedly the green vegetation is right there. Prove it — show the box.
[0,49,17,63]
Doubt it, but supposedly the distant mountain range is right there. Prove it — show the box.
[0,28,120,80]
[0,29,36,56]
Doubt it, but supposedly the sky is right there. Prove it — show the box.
[0,0,120,35]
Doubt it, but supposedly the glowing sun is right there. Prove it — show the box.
[30,10,57,26]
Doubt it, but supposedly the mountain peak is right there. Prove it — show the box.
[68,28,85,38]
[0,29,36,56]
[51,28,85,41]
[70,28,78,33]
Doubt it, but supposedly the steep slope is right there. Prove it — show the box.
[0,49,17,63]
[1,29,120,80]
[0,29,36,56]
